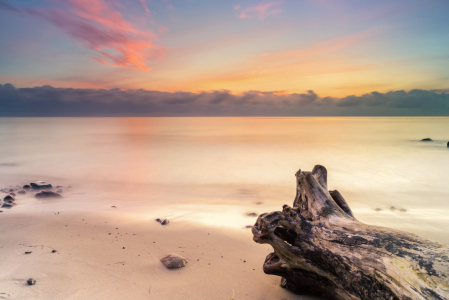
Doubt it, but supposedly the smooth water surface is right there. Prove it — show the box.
[1,117,448,242]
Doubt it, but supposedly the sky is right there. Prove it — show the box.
[0,0,449,116]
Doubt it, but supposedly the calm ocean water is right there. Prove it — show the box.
[1,117,448,243]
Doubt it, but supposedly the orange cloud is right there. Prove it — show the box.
[27,0,165,71]
[239,1,283,20]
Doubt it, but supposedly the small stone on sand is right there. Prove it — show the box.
[4,195,14,201]
[160,253,187,269]
[27,278,36,285]
[35,190,62,198]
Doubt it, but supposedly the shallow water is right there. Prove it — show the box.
[1,117,449,243]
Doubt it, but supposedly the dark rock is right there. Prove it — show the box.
[160,219,169,225]
[23,185,31,189]
[0,210,3,212]
[155,218,161,222]
[9,192,16,196]
[18,190,26,194]
[421,138,433,141]
[375,208,382,211]
[399,208,407,212]
[246,212,258,217]
[1,203,13,208]
[27,278,36,285]
[4,195,14,201]
[390,206,396,210]
[52,250,57,253]
[35,190,62,198]
[245,225,253,229]
[25,251,32,254]
[160,253,187,269]
[111,205,116,208]
[30,181,53,189]
[447,141,449,148]
[255,201,263,205]
[9,189,14,192]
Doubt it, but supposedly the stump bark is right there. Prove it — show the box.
[252,165,449,300]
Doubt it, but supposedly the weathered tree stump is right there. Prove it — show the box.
[252,165,449,300]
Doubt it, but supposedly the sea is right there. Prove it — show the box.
[1,117,448,244]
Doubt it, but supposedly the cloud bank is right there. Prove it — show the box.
[1,83,449,116]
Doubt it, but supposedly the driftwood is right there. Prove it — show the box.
[252,165,449,300]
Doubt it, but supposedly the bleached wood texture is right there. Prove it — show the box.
[252,165,449,300]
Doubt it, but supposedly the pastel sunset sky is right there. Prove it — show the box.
[1,0,449,116]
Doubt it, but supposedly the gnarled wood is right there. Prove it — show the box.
[252,165,449,300]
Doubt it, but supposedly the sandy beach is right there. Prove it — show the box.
[0,194,325,300]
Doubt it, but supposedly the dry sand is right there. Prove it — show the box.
[0,202,323,300]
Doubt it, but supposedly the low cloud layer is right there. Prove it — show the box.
[1,83,448,116]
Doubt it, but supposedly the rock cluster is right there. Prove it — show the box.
[0,181,66,211]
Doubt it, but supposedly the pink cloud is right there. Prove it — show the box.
[26,0,165,71]
[139,0,151,16]
[157,25,169,33]
[239,1,283,20]
[234,5,240,10]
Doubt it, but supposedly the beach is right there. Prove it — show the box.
[0,200,325,300]
[1,117,449,299]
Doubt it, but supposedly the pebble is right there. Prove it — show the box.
[35,190,62,198]
[27,278,36,285]
[160,253,187,269]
